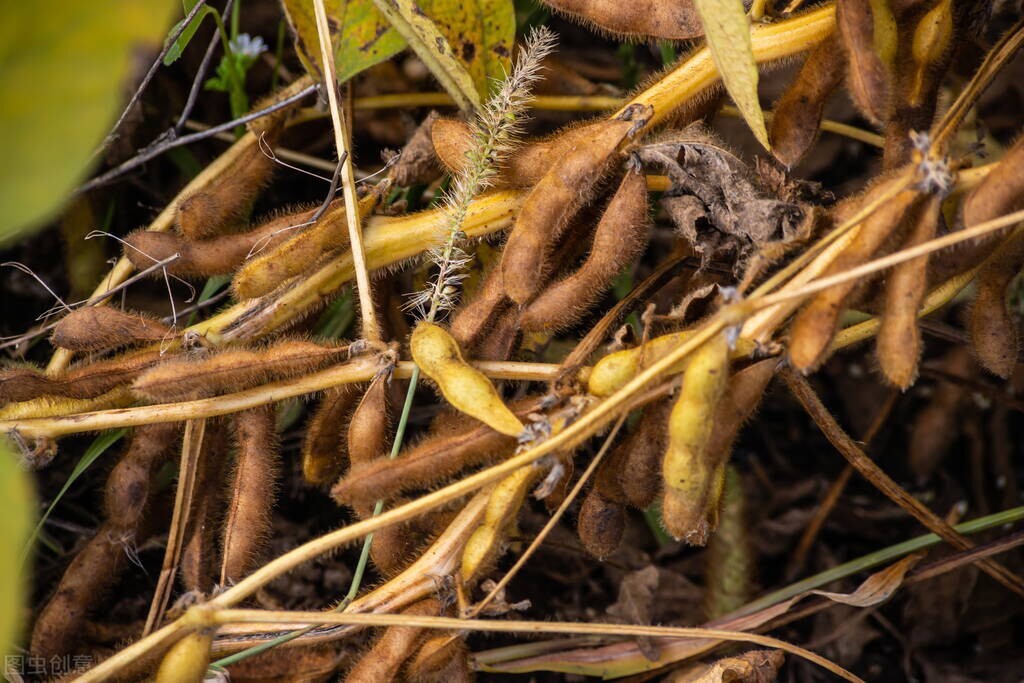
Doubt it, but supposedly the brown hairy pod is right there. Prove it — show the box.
[332,411,520,508]
[471,306,521,361]
[620,400,671,509]
[837,0,898,125]
[221,406,279,585]
[432,117,616,190]
[769,38,847,168]
[182,419,229,594]
[407,635,470,683]
[232,187,386,300]
[344,598,439,683]
[706,358,777,461]
[449,258,512,350]
[1,348,164,405]
[788,180,920,372]
[877,196,941,388]
[51,307,173,352]
[970,230,1024,378]
[31,423,180,660]
[578,488,626,560]
[964,136,1024,229]
[521,165,649,333]
[500,107,650,305]
[302,385,361,486]
[132,340,350,401]
[540,0,704,40]
[123,204,319,278]
[176,140,276,240]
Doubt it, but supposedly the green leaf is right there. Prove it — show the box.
[163,0,218,66]
[281,0,514,101]
[0,1,178,245]
[693,0,771,150]
[21,430,126,564]
[0,438,35,654]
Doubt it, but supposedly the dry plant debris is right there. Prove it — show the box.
[2,0,1024,681]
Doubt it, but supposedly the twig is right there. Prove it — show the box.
[174,0,236,135]
[101,0,210,151]
[77,84,317,195]
[312,0,380,343]
[781,368,1024,598]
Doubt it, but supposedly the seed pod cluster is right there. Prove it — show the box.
[500,105,651,305]
[410,321,523,436]
[789,177,920,372]
[520,164,650,333]
[31,423,181,660]
[132,339,350,401]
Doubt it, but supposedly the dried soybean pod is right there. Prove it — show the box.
[500,108,649,305]
[788,182,920,372]
[177,139,276,239]
[410,322,523,436]
[908,346,971,480]
[450,262,511,350]
[661,333,730,544]
[132,340,350,401]
[123,204,319,278]
[51,307,173,352]
[391,111,441,187]
[521,165,649,333]
[332,422,518,506]
[181,419,228,594]
[906,0,954,108]
[620,400,671,509]
[587,330,755,397]
[155,630,214,683]
[705,357,777,461]
[31,424,179,660]
[344,599,439,683]
[837,0,898,124]
[578,488,626,559]
[970,230,1024,378]
[877,196,941,388]
[232,188,386,300]
[1,348,164,404]
[703,466,753,618]
[770,38,847,168]
[302,386,361,485]
[221,406,279,585]
[407,635,470,683]
[540,0,705,40]
[462,466,539,582]
[964,136,1024,228]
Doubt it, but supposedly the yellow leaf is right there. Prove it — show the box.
[693,0,771,150]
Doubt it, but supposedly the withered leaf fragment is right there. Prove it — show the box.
[637,136,807,263]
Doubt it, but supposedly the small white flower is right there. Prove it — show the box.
[230,33,267,59]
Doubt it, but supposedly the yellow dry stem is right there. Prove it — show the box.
[155,630,213,683]
[461,465,538,582]
[661,333,730,544]
[588,330,753,397]
[410,322,523,437]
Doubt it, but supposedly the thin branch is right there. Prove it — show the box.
[312,0,380,343]
[174,0,235,135]
[101,0,210,151]
[77,84,317,194]
[781,367,1024,598]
